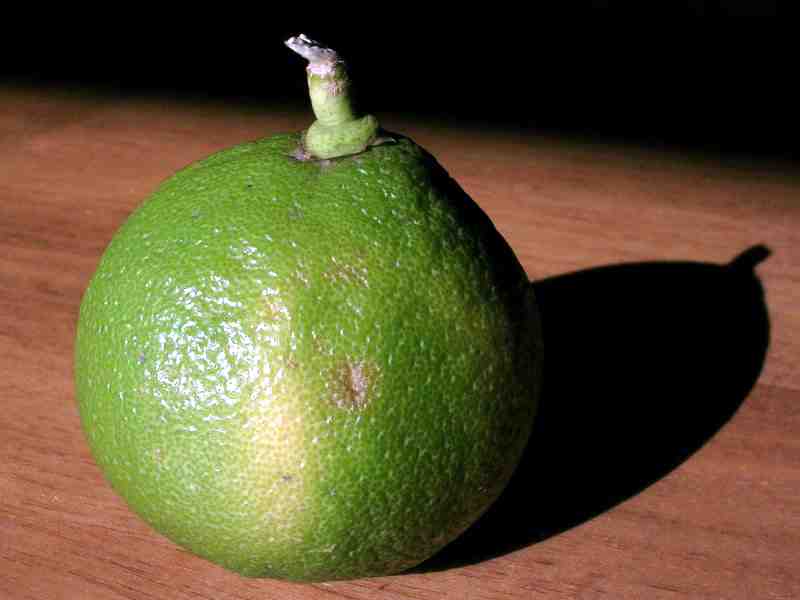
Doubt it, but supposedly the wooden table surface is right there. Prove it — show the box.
[1,86,798,599]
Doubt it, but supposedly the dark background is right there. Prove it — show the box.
[3,3,792,162]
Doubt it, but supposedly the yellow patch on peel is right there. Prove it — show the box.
[216,293,321,574]
[230,359,317,575]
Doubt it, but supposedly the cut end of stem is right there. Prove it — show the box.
[285,34,340,77]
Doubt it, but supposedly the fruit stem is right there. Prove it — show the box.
[285,34,379,160]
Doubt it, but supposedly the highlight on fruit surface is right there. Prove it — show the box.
[74,34,543,582]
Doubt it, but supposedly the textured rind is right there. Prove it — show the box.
[74,133,542,581]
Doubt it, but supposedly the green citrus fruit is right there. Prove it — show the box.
[75,130,541,581]
[77,31,544,580]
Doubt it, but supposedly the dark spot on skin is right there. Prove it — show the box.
[330,359,375,411]
[281,474,293,482]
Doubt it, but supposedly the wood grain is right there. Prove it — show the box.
[1,85,798,599]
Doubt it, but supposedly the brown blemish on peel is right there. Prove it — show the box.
[330,359,376,411]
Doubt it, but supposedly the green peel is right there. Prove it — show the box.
[285,34,379,160]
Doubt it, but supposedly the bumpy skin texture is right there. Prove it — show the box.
[75,133,542,582]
